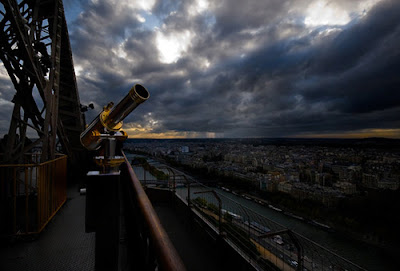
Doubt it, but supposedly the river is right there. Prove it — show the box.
[125,153,396,271]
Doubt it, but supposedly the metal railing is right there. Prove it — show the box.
[130,158,366,271]
[120,152,186,271]
[0,155,67,236]
[174,178,367,271]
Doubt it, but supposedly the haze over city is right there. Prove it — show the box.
[1,0,399,139]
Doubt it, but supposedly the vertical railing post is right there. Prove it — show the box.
[25,167,29,233]
[37,165,40,232]
[184,175,192,207]
[173,173,176,194]
[13,168,16,234]
[39,163,43,231]
[159,166,176,195]
[194,190,223,235]
[143,164,147,186]
[238,204,251,236]
[216,192,222,234]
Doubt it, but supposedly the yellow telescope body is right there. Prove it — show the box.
[80,84,150,150]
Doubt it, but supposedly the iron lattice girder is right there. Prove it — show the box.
[0,0,85,163]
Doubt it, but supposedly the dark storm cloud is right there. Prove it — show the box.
[298,0,400,118]
[0,0,397,138]
[212,0,288,38]
[190,0,400,137]
[310,0,400,75]
[2,0,395,138]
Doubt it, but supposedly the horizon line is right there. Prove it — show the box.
[125,136,400,140]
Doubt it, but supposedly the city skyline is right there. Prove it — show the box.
[1,0,400,139]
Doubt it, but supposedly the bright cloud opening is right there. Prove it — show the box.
[156,30,193,64]
[201,58,210,69]
[305,1,350,26]
[112,40,128,59]
[121,0,156,12]
[74,65,83,76]
[136,14,146,23]
[189,0,210,16]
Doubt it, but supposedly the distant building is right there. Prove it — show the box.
[181,146,189,153]
[285,171,300,182]
[277,181,292,193]
[362,173,379,189]
[333,182,357,195]
[259,175,278,192]
[252,158,258,167]
[377,179,399,190]
[332,165,349,179]
[315,173,328,186]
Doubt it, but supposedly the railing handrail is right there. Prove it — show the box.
[0,154,67,235]
[0,154,67,168]
[122,151,186,271]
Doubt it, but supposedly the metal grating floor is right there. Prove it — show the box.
[0,186,95,271]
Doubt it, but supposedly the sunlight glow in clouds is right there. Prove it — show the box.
[156,30,193,64]
[136,14,146,23]
[305,1,350,26]
[189,0,210,16]
[122,0,155,12]
[124,112,220,139]
[112,40,128,59]
[125,123,219,139]
[126,129,219,139]
[74,65,83,76]
[200,58,210,69]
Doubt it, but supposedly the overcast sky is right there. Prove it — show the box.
[1,0,400,138]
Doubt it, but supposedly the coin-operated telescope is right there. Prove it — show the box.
[82,84,149,269]
[80,83,149,173]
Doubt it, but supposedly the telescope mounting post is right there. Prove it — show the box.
[82,84,150,270]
